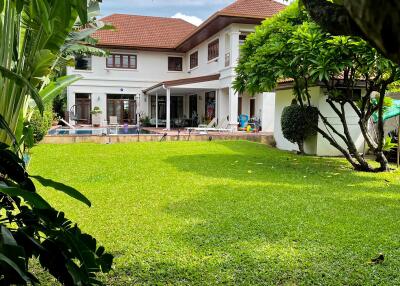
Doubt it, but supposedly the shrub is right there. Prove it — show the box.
[30,105,54,143]
[281,103,318,154]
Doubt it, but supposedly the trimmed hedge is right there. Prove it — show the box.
[281,103,318,154]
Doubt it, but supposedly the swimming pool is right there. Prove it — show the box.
[48,127,156,136]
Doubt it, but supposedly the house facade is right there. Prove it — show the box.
[67,0,285,131]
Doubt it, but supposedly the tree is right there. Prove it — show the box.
[234,3,400,172]
[0,1,113,284]
[301,0,400,64]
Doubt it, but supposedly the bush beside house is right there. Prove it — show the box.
[30,105,54,143]
[281,102,318,154]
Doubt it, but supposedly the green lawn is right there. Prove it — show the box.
[29,141,400,285]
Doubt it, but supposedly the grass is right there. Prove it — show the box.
[29,141,400,285]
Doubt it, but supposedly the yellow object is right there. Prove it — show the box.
[246,125,252,132]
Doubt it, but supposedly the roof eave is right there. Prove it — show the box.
[143,74,221,94]
[96,44,180,53]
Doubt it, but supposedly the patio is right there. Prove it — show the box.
[143,74,240,131]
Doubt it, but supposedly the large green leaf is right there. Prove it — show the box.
[0,66,44,114]
[31,50,57,82]
[33,0,52,34]
[63,44,107,57]
[0,253,31,283]
[39,75,82,105]
[0,0,4,14]
[0,114,18,144]
[0,226,32,284]
[74,0,88,24]
[22,122,35,149]
[0,184,51,209]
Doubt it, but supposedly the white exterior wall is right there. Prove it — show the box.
[274,86,366,156]
[316,93,365,156]
[68,50,187,124]
[261,92,275,133]
[67,23,276,130]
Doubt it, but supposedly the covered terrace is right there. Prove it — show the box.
[143,74,224,130]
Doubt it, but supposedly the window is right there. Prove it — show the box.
[250,98,256,118]
[239,33,250,46]
[189,51,198,69]
[75,56,92,70]
[168,57,183,71]
[208,39,219,61]
[205,91,216,121]
[106,54,137,69]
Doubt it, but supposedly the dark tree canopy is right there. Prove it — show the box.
[302,0,400,64]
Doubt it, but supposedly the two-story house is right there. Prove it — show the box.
[67,0,286,131]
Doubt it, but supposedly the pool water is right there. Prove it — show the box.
[48,127,155,136]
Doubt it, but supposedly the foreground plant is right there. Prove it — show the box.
[0,0,113,284]
[300,0,400,64]
[0,130,113,284]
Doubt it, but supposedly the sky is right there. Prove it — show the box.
[100,0,289,26]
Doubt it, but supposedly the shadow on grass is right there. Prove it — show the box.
[145,143,400,285]
[164,150,392,187]
[31,175,91,207]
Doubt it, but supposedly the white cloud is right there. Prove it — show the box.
[172,12,203,26]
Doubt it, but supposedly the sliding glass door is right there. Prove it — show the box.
[107,94,136,124]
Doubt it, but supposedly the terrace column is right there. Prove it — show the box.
[228,87,238,131]
[166,88,171,130]
[230,31,241,69]
[215,89,219,124]
[156,92,158,128]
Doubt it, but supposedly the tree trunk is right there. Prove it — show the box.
[375,151,390,172]
[297,140,305,155]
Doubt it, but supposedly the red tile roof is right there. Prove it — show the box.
[220,0,286,18]
[93,14,197,50]
[94,0,286,51]
[176,0,286,51]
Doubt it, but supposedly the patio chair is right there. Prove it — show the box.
[109,116,119,134]
[188,118,233,133]
[187,118,217,132]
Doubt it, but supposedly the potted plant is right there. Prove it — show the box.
[91,106,103,127]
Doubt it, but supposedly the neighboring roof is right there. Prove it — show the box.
[94,0,286,52]
[275,78,366,90]
[220,0,286,18]
[176,0,286,51]
[143,74,221,93]
[93,14,196,51]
